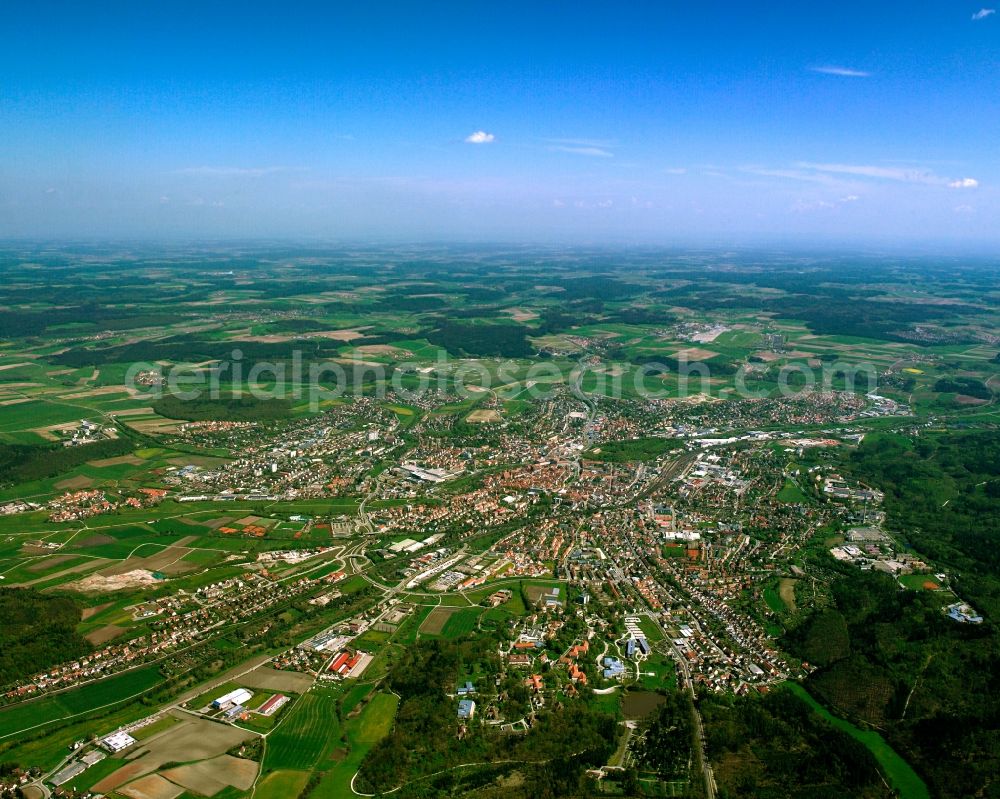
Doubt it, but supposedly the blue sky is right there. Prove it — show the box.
[2,1,998,248]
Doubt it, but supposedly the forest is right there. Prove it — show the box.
[0,589,90,686]
[700,686,890,798]
[782,431,1000,799]
[0,437,134,488]
[50,334,348,368]
[634,690,693,781]
[151,394,293,422]
[932,376,992,399]
[846,431,1000,608]
[426,321,534,358]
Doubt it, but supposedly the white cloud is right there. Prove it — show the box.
[543,138,616,157]
[809,65,871,77]
[464,130,495,144]
[545,137,615,147]
[972,8,995,20]
[565,198,616,209]
[791,199,837,212]
[799,162,928,181]
[663,167,687,175]
[796,162,978,189]
[742,166,844,185]
[954,204,975,214]
[549,145,614,157]
[790,193,860,213]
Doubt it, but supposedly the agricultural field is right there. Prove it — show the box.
[438,607,483,639]
[418,605,460,636]
[254,769,310,799]
[310,691,399,798]
[262,690,342,771]
[0,665,163,740]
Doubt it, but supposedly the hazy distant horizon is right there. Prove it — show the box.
[2,236,1000,261]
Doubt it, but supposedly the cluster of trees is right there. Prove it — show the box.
[584,436,684,464]
[426,321,534,358]
[634,691,693,781]
[632,354,740,377]
[794,608,850,668]
[765,293,980,342]
[609,306,676,326]
[783,559,999,798]
[51,334,349,368]
[0,437,134,488]
[533,307,597,336]
[356,639,487,792]
[0,304,184,339]
[376,292,449,312]
[152,394,292,422]
[932,376,992,399]
[0,589,90,685]
[549,276,641,301]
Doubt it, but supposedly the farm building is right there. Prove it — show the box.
[328,649,373,678]
[51,761,87,786]
[212,688,253,709]
[100,731,137,753]
[258,694,290,716]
